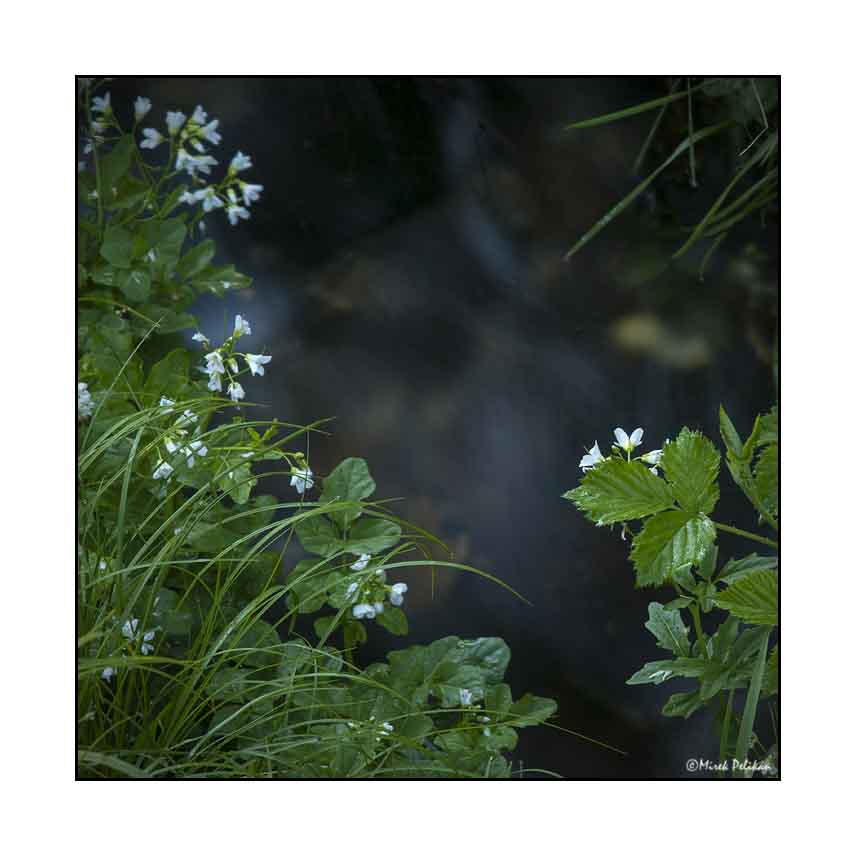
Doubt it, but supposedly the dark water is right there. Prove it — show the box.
[111,77,777,777]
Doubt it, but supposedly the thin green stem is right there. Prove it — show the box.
[733,627,771,778]
[689,603,707,658]
[713,521,778,550]
[719,688,735,770]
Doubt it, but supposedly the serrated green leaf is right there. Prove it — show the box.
[717,553,778,585]
[714,570,778,625]
[644,602,691,656]
[630,510,716,588]
[661,427,720,514]
[565,458,674,524]
[754,443,778,519]
[758,406,778,446]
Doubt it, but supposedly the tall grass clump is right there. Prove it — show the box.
[76,78,559,779]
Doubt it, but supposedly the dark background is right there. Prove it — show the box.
[108,76,778,777]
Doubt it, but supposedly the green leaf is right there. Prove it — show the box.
[345,517,401,555]
[100,225,133,268]
[644,602,691,656]
[758,407,778,446]
[627,658,705,685]
[714,570,778,625]
[443,637,511,684]
[286,559,332,613]
[661,427,720,514]
[105,175,149,211]
[143,218,187,269]
[763,645,779,695]
[143,348,189,401]
[564,458,674,524]
[717,553,778,585]
[176,239,216,281]
[320,458,376,531]
[630,510,716,588]
[313,615,338,641]
[507,694,558,726]
[754,443,779,519]
[661,690,706,719]
[204,667,249,702]
[116,268,151,303]
[99,135,135,190]
[295,515,341,557]
[698,544,718,580]
[376,606,408,636]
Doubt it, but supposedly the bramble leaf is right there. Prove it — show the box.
[661,427,720,514]
[564,458,674,524]
[644,602,691,656]
[630,510,716,588]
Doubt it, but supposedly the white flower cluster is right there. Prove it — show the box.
[78,382,95,420]
[345,554,409,620]
[345,716,395,743]
[578,426,665,475]
[135,99,264,228]
[101,617,158,680]
[458,688,492,735]
[151,400,207,481]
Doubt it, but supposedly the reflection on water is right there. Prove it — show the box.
[116,76,777,777]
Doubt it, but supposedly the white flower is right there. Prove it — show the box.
[226,202,250,225]
[159,396,175,412]
[230,151,253,173]
[389,582,408,607]
[614,427,644,453]
[290,467,314,494]
[381,722,394,733]
[579,441,605,472]
[176,148,218,177]
[207,372,223,392]
[227,381,245,403]
[373,601,385,615]
[140,127,164,149]
[483,727,492,737]
[459,688,473,706]
[141,630,156,655]
[191,105,208,125]
[198,187,223,212]
[184,439,208,468]
[77,382,95,419]
[240,182,264,206]
[179,190,197,205]
[78,161,86,173]
[145,249,157,262]
[166,111,187,135]
[350,553,371,571]
[345,582,359,599]
[641,448,663,475]
[228,357,239,373]
[91,92,111,114]
[233,314,252,337]
[176,409,198,427]
[101,667,115,681]
[245,353,272,376]
[153,460,174,480]
[164,437,180,454]
[134,96,152,121]
[191,332,209,346]
[200,120,221,145]
[121,618,140,640]
[352,603,376,620]
[205,350,225,375]
[91,121,106,135]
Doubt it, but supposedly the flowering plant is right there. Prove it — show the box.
[564,409,779,777]
[76,80,557,779]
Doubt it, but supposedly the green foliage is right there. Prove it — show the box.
[563,410,779,776]
[77,82,557,779]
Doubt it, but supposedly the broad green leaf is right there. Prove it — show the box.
[176,239,216,281]
[564,458,674,524]
[286,559,332,613]
[106,175,149,211]
[204,667,249,702]
[443,637,511,684]
[320,457,376,530]
[644,602,691,656]
[295,515,341,557]
[116,268,151,302]
[627,658,705,685]
[376,606,408,636]
[507,694,557,726]
[345,517,401,555]
[661,690,706,719]
[313,615,338,641]
[714,570,778,625]
[143,348,189,401]
[661,427,720,514]
[100,225,133,268]
[630,510,716,588]
[717,553,778,585]
[143,218,187,269]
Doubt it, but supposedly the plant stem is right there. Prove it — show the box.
[719,689,735,770]
[689,603,707,659]
[713,521,778,550]
[733,627,771,778]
